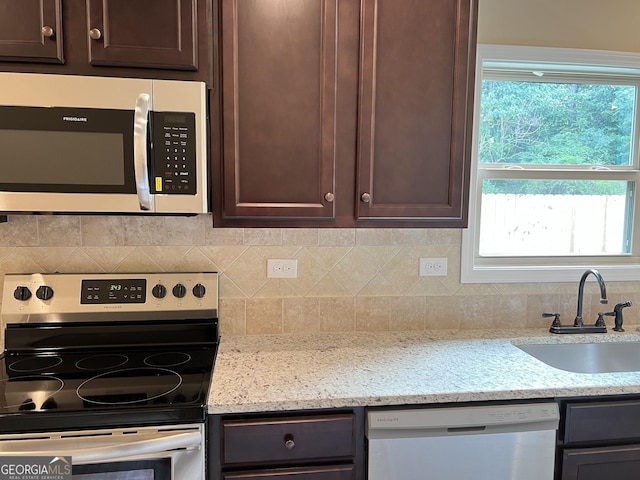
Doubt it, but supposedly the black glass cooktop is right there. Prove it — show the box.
[0,319,218,434]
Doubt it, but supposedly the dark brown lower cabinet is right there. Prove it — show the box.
[556,396,640,480]
[208,409,364,480]
[223,465,355,479]
[561,445,640,480]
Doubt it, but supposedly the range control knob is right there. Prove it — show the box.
[172,283,186,299]
[36,285,54,301]
[13,286,32,301]
[152,284,167,299]
[192,283,206,298]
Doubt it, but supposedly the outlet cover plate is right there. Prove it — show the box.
[267,259,298,278]
[420,258,448,277]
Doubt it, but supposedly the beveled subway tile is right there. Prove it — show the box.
[81,216,124,246]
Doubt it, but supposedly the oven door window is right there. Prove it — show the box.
[0,105,136,194]
[73,459,170,480]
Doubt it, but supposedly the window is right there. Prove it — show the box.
[461,46,640,283]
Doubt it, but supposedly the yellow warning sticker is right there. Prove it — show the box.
[155,177,162,191]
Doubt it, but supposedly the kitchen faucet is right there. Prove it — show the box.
[574,269,608,327]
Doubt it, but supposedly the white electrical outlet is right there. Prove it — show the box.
[267,259,298,278]
[419,258,448,277]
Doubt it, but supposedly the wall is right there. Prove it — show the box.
[478,0,640,53]
[0,214,637,336]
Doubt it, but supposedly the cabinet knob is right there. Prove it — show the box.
[41,26,55,38]
[324,192,335,203]
[361,192,371,203]
[284,434,295,450]
[89,28,102,40]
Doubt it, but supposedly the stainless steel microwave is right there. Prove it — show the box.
[0,73,208,214]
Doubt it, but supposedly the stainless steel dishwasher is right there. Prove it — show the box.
[367,402,559,480]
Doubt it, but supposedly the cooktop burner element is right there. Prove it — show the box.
[0,272,219,434]
[76,353,129,370]
[9,355,63,372]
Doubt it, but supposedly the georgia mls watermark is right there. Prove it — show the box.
[0,456,71,480]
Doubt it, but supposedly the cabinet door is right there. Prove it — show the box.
[356,0,477,225]
[219,0,338,220]
[223,465,355,479]
[561,445,640,480]
[0,0,63,63]
[86,0,198,70]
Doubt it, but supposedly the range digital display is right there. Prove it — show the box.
[81,279,147,304]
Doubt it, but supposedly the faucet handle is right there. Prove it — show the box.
[596,312,612,327]
[543,312,561,328]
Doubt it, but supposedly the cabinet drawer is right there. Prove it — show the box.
[223,464,355,480]
[222,414,355,465]
[564,400,640,444]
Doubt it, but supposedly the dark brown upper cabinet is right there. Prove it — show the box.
[212,0,478,227]
[217,0,341,221]
[356,0,477,226]
[86,0,198,70]
[0,0,64,63]
[0,0,211,84]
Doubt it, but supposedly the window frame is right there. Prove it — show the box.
[461,45,640,283]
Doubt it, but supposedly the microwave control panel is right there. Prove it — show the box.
[152,111,197,195]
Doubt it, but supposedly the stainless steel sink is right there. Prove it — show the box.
[515,342,640,373]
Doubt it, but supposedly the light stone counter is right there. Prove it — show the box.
[207,328,640,414]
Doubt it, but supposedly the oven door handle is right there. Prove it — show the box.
[5,431,202,464]
[134,92,153,211]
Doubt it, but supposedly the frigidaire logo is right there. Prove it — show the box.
[62,116,88,122]
[0,456,72,480]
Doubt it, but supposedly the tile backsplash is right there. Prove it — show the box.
[0,214,638,336]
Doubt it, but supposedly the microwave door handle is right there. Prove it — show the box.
[133,93,152,211]
[1,431,202,464]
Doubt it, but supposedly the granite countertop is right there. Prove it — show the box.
[207,328,640,414]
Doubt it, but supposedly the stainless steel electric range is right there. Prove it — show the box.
[0,272,219,479]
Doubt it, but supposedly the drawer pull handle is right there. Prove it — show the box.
[284,434,295,450]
